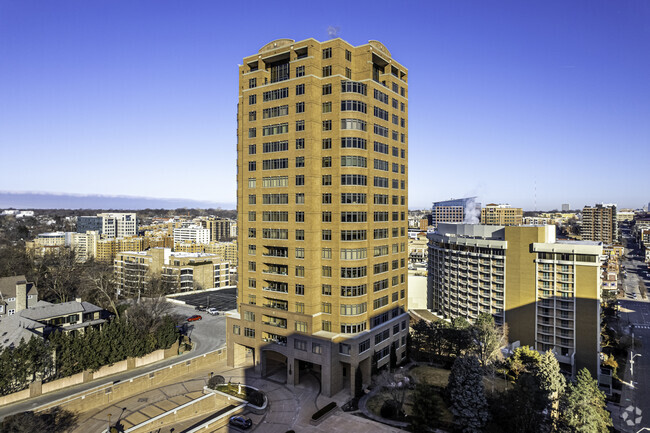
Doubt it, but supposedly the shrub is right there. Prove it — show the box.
[380,399,405,419]
[312,402,337,420]
[247,389,265,407]
[207,375,225,389]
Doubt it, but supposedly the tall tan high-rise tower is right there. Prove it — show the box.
[227,38,409,396]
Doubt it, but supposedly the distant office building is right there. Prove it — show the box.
[77,216,102,234]
[77,213,138,238]
[617,209,635,222]
[114,247,229,296]
[199,217,232,242]
[562,204,570,212]
[523,217,551,225]
[428,223,602,377]
[431,197,481,227]
[15,210,34,218]
[582,204,617,244]
[480,204,523,226]
[173,224,210,245]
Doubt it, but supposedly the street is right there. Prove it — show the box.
[620,225,649,302]
[614,224,650,431]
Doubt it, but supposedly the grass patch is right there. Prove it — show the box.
[410,366,450,387]
[410,365,507,394]
[367,388,453,427]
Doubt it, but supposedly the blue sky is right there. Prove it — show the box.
[1,0,648,210]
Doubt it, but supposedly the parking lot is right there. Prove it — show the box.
[172,287,237,312]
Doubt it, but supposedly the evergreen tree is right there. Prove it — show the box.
[447,355,489,432]
[536,350,566,426]
[447,317,472,358]
[354,365,363,398]
[557,368,612,433]
[389,342,397,371]
[490,372,548,433]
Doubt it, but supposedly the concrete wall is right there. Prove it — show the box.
[0,341,181,407]
[37,348,227,415]
[92,359,129,379]
[126,391,243,433]
[0,389,31,406]
[41,372,86,394]
[135,349,165,367]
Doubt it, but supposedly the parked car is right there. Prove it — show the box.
[229,415,252,429]
[207,307,219,315]
[195,305,206,311]
[187,315,203,322]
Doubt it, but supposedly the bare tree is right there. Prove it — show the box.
[40,249,82,303]
[82,259,120,319]
[125,297,178,334]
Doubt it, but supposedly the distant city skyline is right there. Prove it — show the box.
[1,1,648,209]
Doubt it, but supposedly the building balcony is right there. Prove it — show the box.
[537,327,554,336]
[262,270,289,276]
[262,302,288,311]
[263,286,288,294]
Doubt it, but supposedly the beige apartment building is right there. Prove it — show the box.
[204,240,238,266]
[198,217,233,242]
[428,224,602,377]
[480,203,523,226]
[227,38,409,396]
[115,247,230,297]
[582,204,617,244]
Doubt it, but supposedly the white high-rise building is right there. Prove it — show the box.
[173,225,210,245]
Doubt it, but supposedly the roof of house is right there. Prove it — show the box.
[20,301,103,321]
[0,275,38,299]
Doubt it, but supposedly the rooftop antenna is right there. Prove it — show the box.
[534,179,537,212]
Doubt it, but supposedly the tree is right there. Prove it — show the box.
[39,248,83,302]
[557,368,612,433]
[447,317,472,358]
[490,372,548,433]
[447,355,489,432]
[536,350,566,425]
[377,369,410,419]
[470,313,508,367]
[411,382,440,432]
[389,342,397,371]
[125,297,176,335]
[354,365,363,398]
[82,259,120,319]
[506,346,541,381]
[0,407,78,433]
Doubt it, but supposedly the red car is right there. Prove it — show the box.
[187,315,202,322]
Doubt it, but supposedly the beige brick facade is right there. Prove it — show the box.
[227,38,409,396]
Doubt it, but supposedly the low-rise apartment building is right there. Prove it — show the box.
[114,247,230,296]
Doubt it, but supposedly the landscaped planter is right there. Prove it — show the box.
[309,402,337,426]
